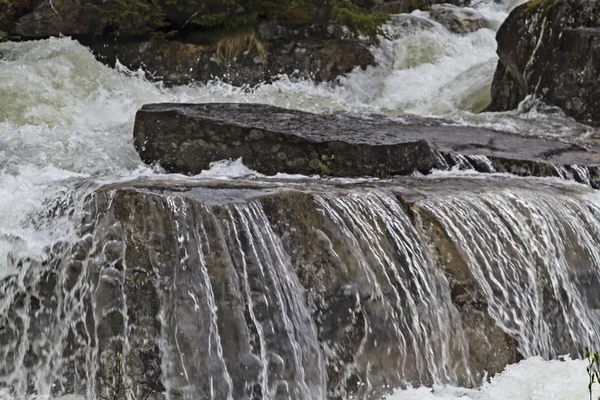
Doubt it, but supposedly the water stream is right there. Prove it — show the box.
[1,0,599,398]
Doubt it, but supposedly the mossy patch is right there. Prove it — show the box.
[89,0,389,46]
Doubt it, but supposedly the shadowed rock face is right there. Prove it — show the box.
[4,0,375,86]
[133,103,600,186]
[489,0,600,126]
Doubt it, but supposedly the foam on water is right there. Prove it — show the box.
[388,357,589,400]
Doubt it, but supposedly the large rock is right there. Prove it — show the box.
[429,3,488,33]
[6,174,600,398]
[133,103,600,185]
[488,0,600,126]
[134,103,436,177]
[80,177,520,398]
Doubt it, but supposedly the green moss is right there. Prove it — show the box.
[86,0,166,35]
[335,0,389,45]
[89,0,389,46]
[526,0,543,10]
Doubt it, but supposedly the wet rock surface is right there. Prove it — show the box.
[83,36,374,86]
[84,176,528,398]
[133,103,600,185]
[489,0,600,126]
[429,3,488,33]
[12,0,104,38]
[4,0,376,85]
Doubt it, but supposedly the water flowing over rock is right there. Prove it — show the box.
[133,103,600,185]
[429,4,489,34]
[489,0,600,126]
[4,175,600,399]
[372,0,472,14]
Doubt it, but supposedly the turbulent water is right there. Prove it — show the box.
[1,0,600,398]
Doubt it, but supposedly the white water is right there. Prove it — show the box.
[389,357,590,400]
[1,0,599,398]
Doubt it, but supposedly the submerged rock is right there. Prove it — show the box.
[429,3,488,33]
[386,14,437,39]
[133,103,600,185]
[488,0,600,126]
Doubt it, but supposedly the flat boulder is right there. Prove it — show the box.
[489,0,600,126]
[134,103,600,184]
[134,103,437,177]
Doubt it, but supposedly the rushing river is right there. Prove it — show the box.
[0,0,599,398]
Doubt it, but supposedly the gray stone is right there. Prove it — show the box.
[429,3,488,34]
[386,14,436,39]
[133,103,600,184]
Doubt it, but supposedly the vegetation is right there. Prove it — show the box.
[88,0,388,45]
[215,29,266,67]
[587,346,600,400]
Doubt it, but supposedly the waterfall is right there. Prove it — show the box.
[1,181,599,399]
[0,0,599,398]
[118,194,326,400]
[313,191,472,387]
[418,188,600,358]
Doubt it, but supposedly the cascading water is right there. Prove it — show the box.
[1,0,600,398]
[417,189,600,358]
[313,192,471,387]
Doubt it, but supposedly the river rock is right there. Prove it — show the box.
[488,0,600,126]
[133,103,600,184]
[386,14,437,39]
[83,36,374,86]
[429,3,488,33]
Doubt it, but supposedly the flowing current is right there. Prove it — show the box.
[1,0,600,398]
